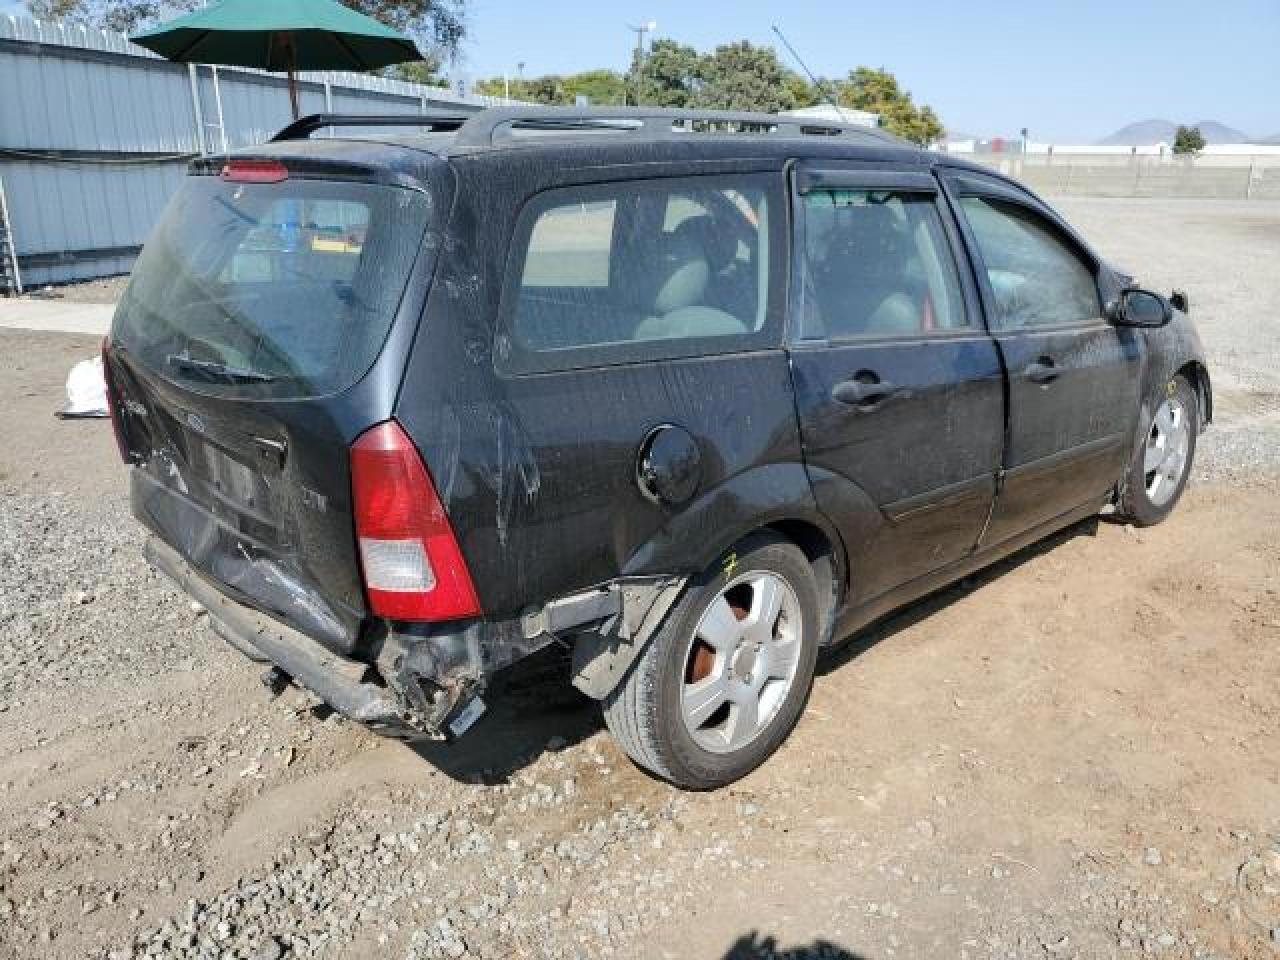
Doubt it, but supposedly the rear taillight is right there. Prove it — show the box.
[349,420,481,623]
[101,338,130,464]
[221,160,288,183]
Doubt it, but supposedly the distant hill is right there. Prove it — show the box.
[1098,119,1250,146]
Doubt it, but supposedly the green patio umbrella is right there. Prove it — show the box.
[131,0,423,119]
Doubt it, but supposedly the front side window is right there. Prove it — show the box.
[801,189,968,340]
[499,175,776,372]
[958,196,1101,330]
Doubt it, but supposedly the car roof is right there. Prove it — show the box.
[263,106,917,162]
[222,107,1027,200]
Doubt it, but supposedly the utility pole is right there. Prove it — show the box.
[626,20,656,106]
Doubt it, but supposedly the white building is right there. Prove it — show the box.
[781,104,880,128]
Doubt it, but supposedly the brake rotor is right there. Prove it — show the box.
[684,593,749,684]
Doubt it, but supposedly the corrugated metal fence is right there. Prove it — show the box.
[0,15,512,288]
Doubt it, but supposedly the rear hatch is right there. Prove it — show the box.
[107,157,434,654]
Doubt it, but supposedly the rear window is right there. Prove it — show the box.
[497,174,781,374]
[113,175,429,398]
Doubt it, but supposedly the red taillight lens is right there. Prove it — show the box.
[221,160,289,183]
[350,420,481,622]
[101,338,130,464]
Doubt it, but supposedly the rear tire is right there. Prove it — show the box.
[1117,373,1198,527]
[603,533,820,790]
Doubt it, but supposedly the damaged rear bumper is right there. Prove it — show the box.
[146,534,686,741]
[145,536,486,739]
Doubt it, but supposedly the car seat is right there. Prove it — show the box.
[633,218,747,341]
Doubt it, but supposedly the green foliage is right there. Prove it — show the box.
[389,55,447,87]
[474,71,626,105]
[476,48,943,142]
[627,38,817,112]
[782,71,822,110]
[690,41,800,113]
[631,38,702,107]
[832,67,944,145]
[1172,125,1206,155]
[564,69,628,106]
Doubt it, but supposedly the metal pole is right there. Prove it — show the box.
[211,65,229,153]
[0,176,23,296]
[626,21,655,106]
[187,63,208,155]
[1246,156,1256,199]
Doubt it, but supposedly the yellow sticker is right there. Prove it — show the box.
[723,551,738,580]
[310,236,361,254]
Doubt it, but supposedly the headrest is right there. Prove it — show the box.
[670,214,737,272]
[652,228,711,315]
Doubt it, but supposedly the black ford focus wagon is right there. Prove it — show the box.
[104,107,1210,789]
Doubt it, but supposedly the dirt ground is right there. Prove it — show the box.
[1,197,1279,960]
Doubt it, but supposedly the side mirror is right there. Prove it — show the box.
[1108,288,1171,328]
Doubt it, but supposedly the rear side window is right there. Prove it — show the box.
[958,196,1101,330]
[801,189,968,340]
[498,174,780,373]
[113,176,429,398]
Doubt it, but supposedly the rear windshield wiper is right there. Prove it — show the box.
[166,354,279,384]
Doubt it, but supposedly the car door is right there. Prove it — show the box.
[787,164,1005,602]
[941,170,1141,546]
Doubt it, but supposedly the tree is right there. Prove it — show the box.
[27,0,467,66]
[563,69,627,106]
[833,66,944,145]
[474,69,626,106]
[691,41,802,113]
[1173,125,1205,155]
[781,71,821,110]
[389,54,447,87]
[631,38,701,107]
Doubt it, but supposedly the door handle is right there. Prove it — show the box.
[1024,358,1059,385]
[832,376,899,410]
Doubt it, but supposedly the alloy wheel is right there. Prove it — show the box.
[680,571,804,754]
[1144,390,1191,507]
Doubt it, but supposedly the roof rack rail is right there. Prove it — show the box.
[450,106,900,147]
[271,113,472,142]
[269,107,905,149]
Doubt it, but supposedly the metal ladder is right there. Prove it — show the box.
[0,174,22,296]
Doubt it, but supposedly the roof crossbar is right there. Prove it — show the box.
[271,113,471,142]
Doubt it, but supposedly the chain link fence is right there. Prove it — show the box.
[962,152,1280,200]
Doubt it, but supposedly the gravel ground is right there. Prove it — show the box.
[1,197,1279,960]
[21,275,130,305]
[1051,197,1280,483]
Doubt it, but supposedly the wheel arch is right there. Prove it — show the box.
[619,461,854,646]
[762,517,843,646]
[1177,359,1213,426]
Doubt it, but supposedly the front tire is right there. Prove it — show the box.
[603,533,820,790]
[1118,373,1198,526]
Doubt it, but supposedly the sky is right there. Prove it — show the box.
[4,0,1276,142]
[456,0,1280,142]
